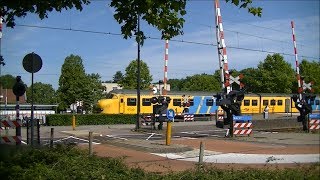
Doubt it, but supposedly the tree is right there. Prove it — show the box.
[181,73,220,91]
[0,0,90,27]
[112,71,124,83]
[58,54,93,112]
[168,78,185,91]
[240,68,261,93]
[119,60,152,89]
[1,1,262,44]
[110,0,262,44]
[256,54,295,93]
[0,74,16,89]
[26,82,57,104]
[82,73,104,113]
[299,60,320,94]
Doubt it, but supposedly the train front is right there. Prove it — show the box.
[97,93,118,114]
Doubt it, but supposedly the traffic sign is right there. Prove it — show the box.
[166,109,175,121]
[23,52,42,73]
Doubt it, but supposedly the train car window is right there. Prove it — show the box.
[120,99,123,103]
[270,99,276,106]
[263,100,269,106]
[142,98,151,106]
[310,99,315,105]
[127,98,136,106]
[252,100,258,106]
[189,99,194,106]
[243,100,250,106]
[206,99,213,106]
[173,99,182,106]
[106,93,114,99]
[277,100,283,106]
[316,100,319,105]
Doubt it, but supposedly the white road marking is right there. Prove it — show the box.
[146,133,155,140]
[105,135,128,141]
[152,150,320,164]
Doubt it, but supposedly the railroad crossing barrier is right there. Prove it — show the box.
[309,114,320,131]
[183,114,194,122]
[0,120,22,144]
[233,115,253,136]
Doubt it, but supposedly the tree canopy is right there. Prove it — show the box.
[119,60,152,89]
[110,0,261,44]
[112,71,124,83]
[26,82,57,104]
[0,0,90,27]
[1,0,262,44]
[299,60,320,94]
[57,54,103,112]
[0,74,16,89]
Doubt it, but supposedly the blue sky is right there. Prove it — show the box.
[1,0,319,90]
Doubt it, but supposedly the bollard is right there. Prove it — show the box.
[89,131,93,156]
[50,128,54,148]
[72,115,76,130]
[199,141,204,164]
[166,122,172,145]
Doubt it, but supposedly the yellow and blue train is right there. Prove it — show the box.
[98,89,320,116]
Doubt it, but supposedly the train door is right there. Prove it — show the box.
[119,96,124,114]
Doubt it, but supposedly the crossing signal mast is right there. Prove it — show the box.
[214,0,245,137]
[291,21,315,131]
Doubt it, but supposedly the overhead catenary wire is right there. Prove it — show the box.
[15,24,319,61]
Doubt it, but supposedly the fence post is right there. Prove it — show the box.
[199,141,204,164]
[50,128,54,148]
[89,131,93,156]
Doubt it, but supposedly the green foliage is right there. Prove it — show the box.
[0,144,143,180]
[256,54,295,93]
[0,144,319,179]
[110,0,187,45]
[181,73,221,91]
[299,60,320,94]
[113,70,124,83]
[0,0,90,27]
[57,55,103,112]
[0,74,16,89]
[226,0,262,17]
[119,59,152,89]
[46,114,136,126]
[26,82,57,104]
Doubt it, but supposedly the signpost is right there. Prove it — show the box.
[23,52,42,146]
[166,109,175,145]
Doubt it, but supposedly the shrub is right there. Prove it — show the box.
[46,114,136,126]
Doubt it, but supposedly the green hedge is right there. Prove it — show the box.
[46,114,136,126]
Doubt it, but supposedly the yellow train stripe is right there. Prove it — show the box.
[206,106,212,114]
[196,96,205,114]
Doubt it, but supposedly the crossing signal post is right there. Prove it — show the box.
[292,93,315,132]
[151,96,171,130]
[215,90,244,137]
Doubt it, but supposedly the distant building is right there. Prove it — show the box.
[101,83,122,94]
[0,87,27,104]
[101,82,170,94]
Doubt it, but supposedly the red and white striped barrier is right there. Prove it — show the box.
[309,119,319,130]
[184,114,194,121]
[1,136,22,144]
[1,120,22,128]
[0,120,22,144]
[233,122,253,136]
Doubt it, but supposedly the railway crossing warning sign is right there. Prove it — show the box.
[302,80,313,92]
[229,74,244,89]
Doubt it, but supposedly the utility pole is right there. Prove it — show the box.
[136,14,141,130]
